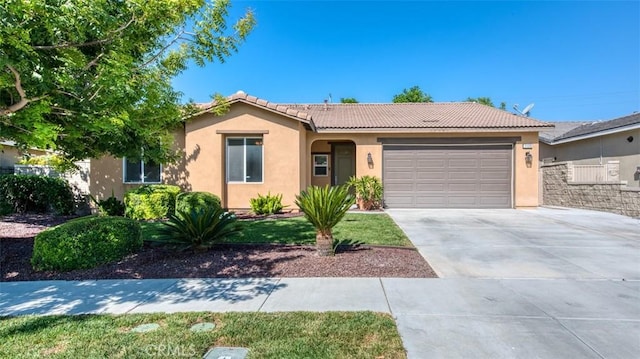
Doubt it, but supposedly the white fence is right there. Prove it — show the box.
[14,161,90,195]
[567,161,620,183]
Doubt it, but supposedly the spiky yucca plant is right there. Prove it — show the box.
[295,185,355,256]
[149,207,241,251]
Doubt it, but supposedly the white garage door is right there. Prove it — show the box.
[383,145,513,208]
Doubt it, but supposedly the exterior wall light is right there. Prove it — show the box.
[367,152,374,168]
[525,151,533,167]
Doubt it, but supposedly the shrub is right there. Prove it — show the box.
[175,191,221,214]
[347,175,383,210]
[124,185,181,220]
[250,192,286,215]
[148,207,241,251]
[90,191,125,216]
[295,185,355,256]
[31,216,142,272]
[0,174,75,215]
[17,154,78,174]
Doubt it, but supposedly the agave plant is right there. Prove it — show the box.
[295,185,355,256]
[149,207,241,251]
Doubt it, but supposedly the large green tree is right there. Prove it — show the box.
[392,86,432,103]
[340,97,358,103]
[1,0,255,163]
[466,97,508,110]
[466,97,494,107]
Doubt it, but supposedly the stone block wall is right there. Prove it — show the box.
[542,162,640,218]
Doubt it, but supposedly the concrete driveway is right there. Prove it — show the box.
[386,207,640,358]
[387,207,639,280]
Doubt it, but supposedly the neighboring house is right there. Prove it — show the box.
[540,113,640,187]
[0,140,48,174]
[90,91,552,209]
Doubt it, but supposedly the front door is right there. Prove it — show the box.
[332,143,355,186]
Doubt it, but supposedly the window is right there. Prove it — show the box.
[227,137,263,183]
[313,154,329,176]
[123,158,161,183]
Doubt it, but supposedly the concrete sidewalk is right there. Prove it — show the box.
[2,277,639,358]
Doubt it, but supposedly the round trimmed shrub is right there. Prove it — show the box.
[124,184,181,220]
[31,216,142,272]
[0,174,74,215]
[175,191,221,214]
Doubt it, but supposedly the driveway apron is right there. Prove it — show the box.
[386,208,640,358]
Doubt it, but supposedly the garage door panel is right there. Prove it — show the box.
[415,184,446,192]
[481,159,510,167]
[480,183,510,191]
[448,159,479,168]
[480,171,510,180]
[416,159,445,169]
[384,182,415,191]
[385,158,413,166]
[416,171,446,180]
[449,171,480,180]
[383,145,512,208]
[447,196,480,206]
[448,183,479,192]
[480,197,511,206]
[385,171,415,180]
[415,196,447,206]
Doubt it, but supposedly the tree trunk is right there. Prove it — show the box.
[315,231,334,256]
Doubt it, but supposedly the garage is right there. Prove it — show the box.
[383,144,513,208]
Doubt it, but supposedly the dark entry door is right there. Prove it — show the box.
[332,143,355,186]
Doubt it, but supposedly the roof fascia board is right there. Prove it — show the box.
[316,127,549,133]
[550,123,640,145]
[188,98,317,131]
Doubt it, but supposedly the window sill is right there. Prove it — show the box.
[124,182,162,185]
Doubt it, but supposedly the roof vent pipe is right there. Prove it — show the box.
[324,99,328,111]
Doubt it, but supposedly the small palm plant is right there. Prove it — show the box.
[295,185,355,256]
[149,207,241,251]
[347,175,383,210]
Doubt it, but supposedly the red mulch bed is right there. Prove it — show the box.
[0,214,437,282]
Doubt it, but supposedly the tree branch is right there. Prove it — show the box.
[84,52,105,70]
[0,65,46,116]
[139,29,186,68]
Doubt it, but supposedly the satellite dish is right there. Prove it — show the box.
[513,103,534,117]
[522,103,535,116]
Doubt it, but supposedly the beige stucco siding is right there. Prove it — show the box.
[89,128,186,200]
[88,101,542,209]
[307,131,540,208]
[513,132,540,207]
[540,129,640,187]
[0,146,48,168]
[186,103,304,209]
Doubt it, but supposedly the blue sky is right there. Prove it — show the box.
[173,1,640,122]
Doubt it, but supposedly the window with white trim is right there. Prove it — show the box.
[123,158,161,183]
[313,154,329,176]
[227,137,263,183]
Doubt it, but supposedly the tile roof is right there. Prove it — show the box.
[551,112,640,142]
[197,91,314,129]
[285,102,552,131]
[196,91,553,132]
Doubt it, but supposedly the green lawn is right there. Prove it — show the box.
[0,312,405,359]
[141,213,412,247]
